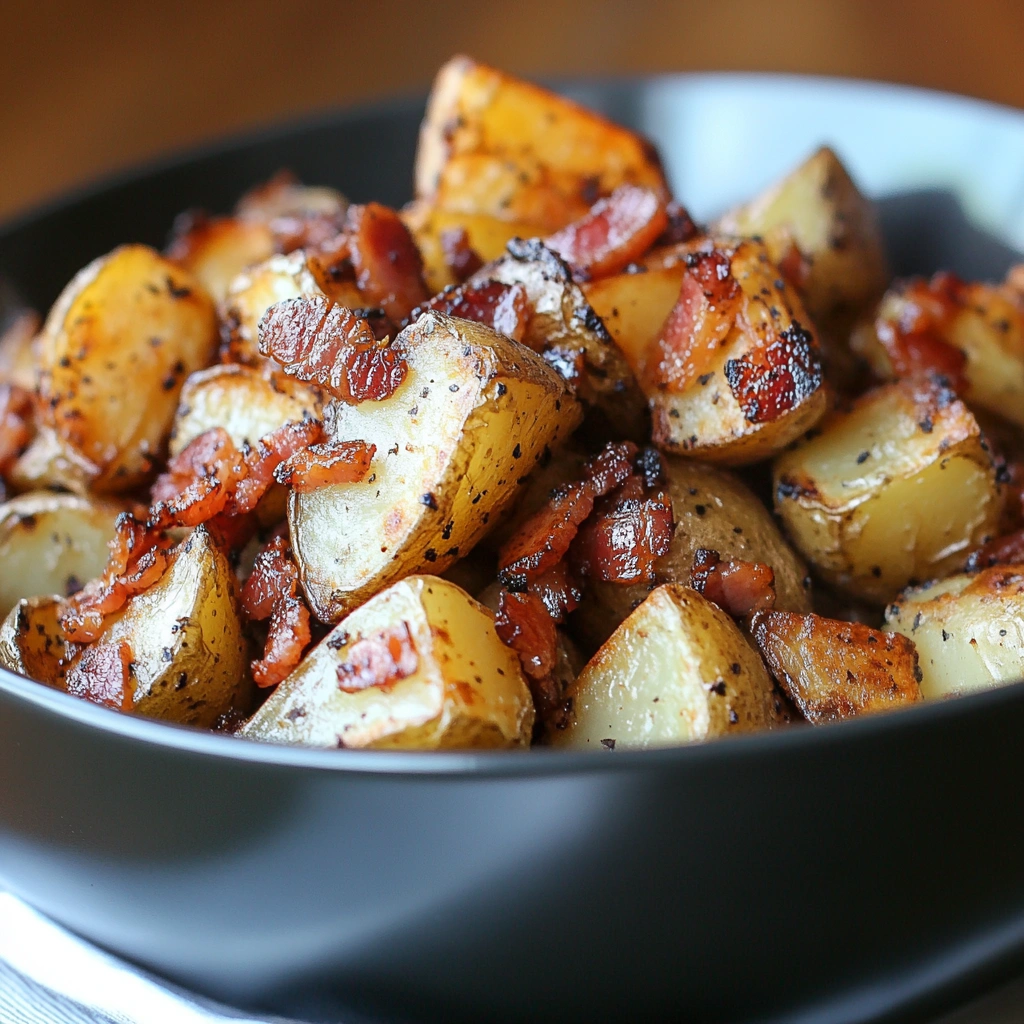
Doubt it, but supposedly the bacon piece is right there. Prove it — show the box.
[346,202,429,323]
[655,201,699,247]
[965,529,1024,572]
[644,249,741,392]
[547,185,668,279]
[241,536,312,688]
[571,491,674,584]
[259,296,407,403]
[65,640,133,711]
[336,622,419,693]
[275,439,375,492]
[234,170,347,254]
[440,227,484,282]
[690,548,776,617]
[528,561,583,622]
[495,589,559,683]
[60,515,172,642]
[228,418,324,515]
[0,383,33,475]
[724,320,823,424]
[413,280,531,343]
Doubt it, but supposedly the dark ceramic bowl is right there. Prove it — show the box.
[2,74,1024,1024]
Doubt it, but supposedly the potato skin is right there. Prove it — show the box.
[751,610,921,724]
[35,245,219,492]
[0,596,72,689]
[289,311,582,622]
[774,379,1003,604]
[885,567,1024,699]
[572,455,811,651]
[552,585,782,750]
[240,575,534,749]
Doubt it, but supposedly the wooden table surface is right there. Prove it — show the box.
[3,0,1024,220]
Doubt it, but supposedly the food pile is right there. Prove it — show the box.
[2,56,1023,751]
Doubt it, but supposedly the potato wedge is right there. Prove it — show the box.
[616,239,829,464]
[885,567,1024,698]
[170,364,322,456]
[239,575,534,749]
[0,492,124,617]
[167,216,275,304]
[715,146,888,370]
[7,426,96,496]
[469,240,647,439]
[0,596,73,688]
[416,56,668,231]
[290,311,581,622]
[34,245,219,492]
[774,379,1003,603]
[67,526,251,725]
[573,455,811,650]
[851,277,1024,428]
[751,610,921,723]
[551,584,781,750]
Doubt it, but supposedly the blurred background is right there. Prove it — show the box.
[3,0,1024,220]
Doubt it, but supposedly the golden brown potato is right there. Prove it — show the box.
[289,311,581,622]
[416,56,668,231]
[166,216,275,304]
[239,575,534,749]
[551,584,782,750]
[0,596,73,689]
[774,379,1004,603]
[0,309,39,390]
[851,277,1024,428]
[885,567,1024,699]
[68,526,251,725]
[33,245,219,492]
[7,426,96,495]
[572,455,811,650]
[0,492,124,617]
[469,240,647,439]
[715,146,888,371]
[750,610,921,723]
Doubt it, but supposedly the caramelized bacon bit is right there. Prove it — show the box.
[495,589,559,683]
[275,439,376,492]
[241,536,312,687]
[656,201,699,247]
[234,170,347,254]
[644,250,741,392]
[690,548,776,617]
[345,203,429,323]
[965,529,1024,572]
[0,382,34,475]
[229,418,324,515]
[259,296,407,403]
[66,640,133,711]
[529,561,583,622]
[547,185,668,279]
[337,622,419,693]
[440,227,484,282]
[571,492,673,584]
[414,281,531,343]
[60,515,172,642]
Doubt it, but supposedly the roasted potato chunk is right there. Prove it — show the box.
[0,596,72,688]
[33,245,218,492]
[167,216,275,304]
[0,309,38,390]
[885,567,1024,698]
[851,276,1024,428]
[572,455,811,650]
[67,526,251,725]
[0,492,124,617]
[289,311,581,622]
[551,584,781,749]
[715,146,888,370]
[469,240,647,439]
[774,379,1003,603]
[751,610,921,723]
[240,575,534,749]
[416,56,668,232]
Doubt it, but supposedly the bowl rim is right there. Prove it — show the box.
[3,68,1024,777]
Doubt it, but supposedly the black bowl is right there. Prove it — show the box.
[2,74,1024,1024]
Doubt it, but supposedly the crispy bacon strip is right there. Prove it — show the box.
[571,493,673,584]
[690,548,776,617]
[440,227,484,282]
[724,320,823,424]
[547,185,668,279]
[65,640,133,711]
[0,383,34,475]
[495,589,560,683]
[60,515,172,642]
[241,536,312,688]
[258,296,407,403]
[336,622,419,693]
[644,249,741,392]
[412,280,531,343]
[228,418,324,515]
[275,439,376,492]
